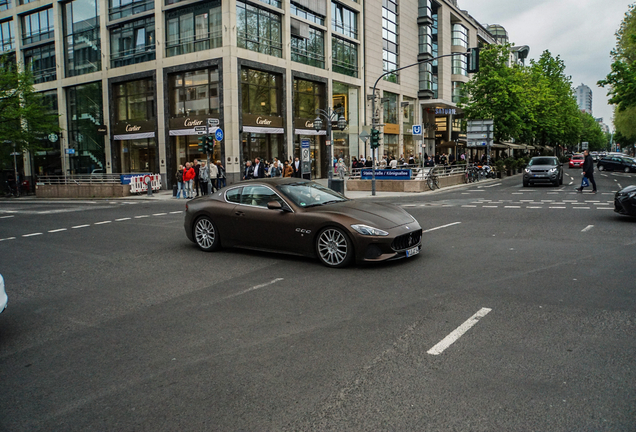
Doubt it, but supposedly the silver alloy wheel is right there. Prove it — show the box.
[318,228,348,266]
[598,165,604,171]
[195,218,216,250]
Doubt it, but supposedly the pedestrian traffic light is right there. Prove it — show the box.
[370,128,381,149]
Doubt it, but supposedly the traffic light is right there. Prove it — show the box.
[467,47,480,74]
[370,128,381,149]
[207,135,215,153]
[198,135,207,153]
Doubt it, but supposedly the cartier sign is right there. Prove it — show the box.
[169,115,219,130]
[294,118,325,130]
[125,124,142,132]
[183,118,204,127]
[243,113,283,128]
[114,120,155,135]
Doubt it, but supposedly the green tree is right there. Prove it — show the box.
[0,54,60,161]
[579,112,605,151]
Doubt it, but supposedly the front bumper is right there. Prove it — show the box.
[351,222,423,263]
[523,172,559,183]
[569,162,582,168]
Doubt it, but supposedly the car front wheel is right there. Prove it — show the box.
[316,227,353,268]
[194,216,220,251]
[625,167,630,173]
[598,165,604,171]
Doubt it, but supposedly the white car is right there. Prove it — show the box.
[0,274,7,314]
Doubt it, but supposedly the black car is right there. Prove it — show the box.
[614,185,636,216]
[597,156,636,173]
[523,156,563,187]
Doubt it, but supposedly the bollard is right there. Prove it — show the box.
[146,177,153,196]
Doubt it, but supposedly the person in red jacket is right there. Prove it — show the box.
[183,162,196,199]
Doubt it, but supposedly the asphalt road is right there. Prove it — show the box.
[0,170,635,431]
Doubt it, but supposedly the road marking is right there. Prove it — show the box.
[467,190,486,192]
[568,181,573,185]
[549,206,566,209]
[22,232,43,237]
[573,207,590,210]
[423,222,461,233]
[618,183,622,189]
[598,207,614,210]
[461,193,471,195]
[0,237,16,241]
[427,308,492,355]
[581,225,594,232]
[0,215,14,219]
[593,202,610,205]
[461,205,476,208]
[153,213,167,216]
[224,278,284,300]
[169,211,183,214]
[72,224,90,229]
[403,205,416,207]
[48,228,67,233]
[504,206,520,208]
[527,206,543,209]
[511,193,523,195]
[483,183,501,187]
[482,205,498,208]
[134,215,149,218]
[94,221,112,225]
[115,217,131,221]
[547,192,559,195]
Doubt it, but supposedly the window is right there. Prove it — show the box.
[331,2,357,39]
[382,0,398,82]
[0,20,14,52]
[293,78,324,120]
[240,185,282,207]
[452,23,468,48]
[114,79,155,122]
[332,36,358,77]
[225,187,242,203]
[290,3,324,25]
[0,0,10,12]
[383,91,398,125]
[109,0,154,21]
[24,43,56,83]
[110,17,155,68]
[419,62,431,91]
[418,24,431,56]
[66,82,105,174]
[22,8,54,45]
[452,54,467,76]
[240,68,282,116]
[169,68,220,116]
[166,1,221,57]
[236,1,282,58]
[257,0,281,8]
[418,0,431,18]
[291,27,324,68]
[452,81,463,103]
[64,0,101,77]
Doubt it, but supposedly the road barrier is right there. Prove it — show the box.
[129,174,161,194]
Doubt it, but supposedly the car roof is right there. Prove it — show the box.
[235,178,315,187]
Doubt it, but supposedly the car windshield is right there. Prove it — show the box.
[572,155,584,160]
[529,158,557,166]
[278,182,348,208]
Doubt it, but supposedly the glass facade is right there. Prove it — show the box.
[290,3,324,25]
[418,0,431,18]
[291,27,324,68]
[331,2,357,39]
[0,0,10,12]
[419,61,432,93]
[382,91,398,124]
[332,82,359,168]
[236,1,282,58]
[24,43,56,83]
[22,8,54,45]
[452,81,463,103]
[451,23,468,48]
[33,90,62,177]
[67,82,105,174]
[332,36,358,77]
[64,0,101,77]
[166,1,222,57]
[418,24,431,56]
[452,53,467,76]
[109,0,154,21]
[0,20,14,52]
[170,68,220,117]
[293,78,325,178]
[402,96,415,158]
[110,17,156,68]
[382,0,398,82]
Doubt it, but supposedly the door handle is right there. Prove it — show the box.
[235,211,244,216]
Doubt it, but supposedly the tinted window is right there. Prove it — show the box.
[240,185,282,208]
[529,158,557,166]
[279,181,347,207]
[225,187,241,203]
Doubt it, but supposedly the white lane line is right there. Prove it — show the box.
[482,205,498,208]
[549,206,566,209]
[547,192,559,194]
[169,211,183,214]
[461,193,471,195]
[22,232,43,237]
[573,207,590,210]
[585,200,600,203]
[428,308,492,355]
[581,225,594,232]
[153,213,167,216]
[134,215,149,218]
[72,224,90,229]
[527,206,543,209]
[618,183,623,189]
[511,193,523,195]
[94,221,112,225]
[0,215,14,219]
[115,217,131,221]
[467,190,486,192]
[598,207,614,210]
[461,205,476,208]
[423,221,461,233]
[593,202,610,205]
[48,228,67,233]
[483,183,501,187]
[504,206,521,208]
[0,236,16,241]
[224,278,284,300]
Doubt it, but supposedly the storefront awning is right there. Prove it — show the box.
[243,126,284,134]
[169,127,219,136]
[294,128,326,136]
[113,132,155,140]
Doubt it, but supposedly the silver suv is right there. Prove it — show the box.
[523,156,563,187]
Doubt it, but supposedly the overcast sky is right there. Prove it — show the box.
[462,0,631,131]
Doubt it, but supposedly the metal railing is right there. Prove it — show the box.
[37,174,122,185]
[348,163,488,180]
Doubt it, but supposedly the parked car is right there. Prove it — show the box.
[184,179,422,268]
[569,154,585,168]
[597,156,636,173]
[0,275,6,314]
[523,156,563,187]
[614,185,636,216]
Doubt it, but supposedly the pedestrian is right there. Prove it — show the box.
[193,159,201,197]
[208,159,218,192]
[577,149,597,193]
[243,160,254,180]
[199,161,209,196]
[292,157,302,177]
[183,162,195,199]
[253,157,265,178]
[409,154,415,165]
[282,160,293,177]
[216,160,226,188]
[434,153,440,165]
[389,157,398,169]
[175,164,185,198]
[337,158,347,179]
[269,160,282,177]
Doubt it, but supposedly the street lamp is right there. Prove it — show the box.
[313,107,347,190]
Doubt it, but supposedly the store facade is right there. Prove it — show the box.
[332,81,360,167]
[292,73,326,179]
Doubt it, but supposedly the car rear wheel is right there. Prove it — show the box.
[316,227,353,268]
[598,165,604,171]
[194,216,220,251]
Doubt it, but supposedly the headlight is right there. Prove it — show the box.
[549,168,557,173]
[524,168,530,173]
[628,192,636,199]
[351,224,389,236]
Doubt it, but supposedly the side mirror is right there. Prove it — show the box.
[267,201,283,210]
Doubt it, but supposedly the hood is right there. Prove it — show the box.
[619,185,636,194]
[310,200,415,229]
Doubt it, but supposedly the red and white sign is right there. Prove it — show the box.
[130,174,161,193]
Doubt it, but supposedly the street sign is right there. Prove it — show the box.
[195,126,206,135]
[466,119,494,148]
[65,149,75,155]
[325,140,331,146]
[215,128,224,141]
[301,139,310,162]
[359,129,370,142]
[10,152,21,156]
[207,118,219,127]
[48,133,59,142]
[582,142,589,150]
[412,125,422,135]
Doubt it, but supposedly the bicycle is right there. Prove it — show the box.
[427,168,440,190]
[4,181,18,198]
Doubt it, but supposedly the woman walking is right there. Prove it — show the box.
[199,161,209,195]
[175,165,185,198]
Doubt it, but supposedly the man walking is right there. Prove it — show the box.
[577,149,597,193]
[243,160,254,180]
[292,157,301,177]
[253,157,265,178]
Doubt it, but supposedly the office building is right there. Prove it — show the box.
[576,83,593,115]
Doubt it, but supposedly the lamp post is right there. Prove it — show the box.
[313,107,347,190]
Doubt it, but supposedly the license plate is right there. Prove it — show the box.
[533,174,545,178]
[406,246,419,257]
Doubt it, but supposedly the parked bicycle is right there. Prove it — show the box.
[427,168,440,190]
[4,180,18,198]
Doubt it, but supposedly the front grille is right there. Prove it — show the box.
[531,169,547,173]
[391,229,422,251]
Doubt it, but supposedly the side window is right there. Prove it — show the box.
[241,185,283,208]
[225,187,242,203]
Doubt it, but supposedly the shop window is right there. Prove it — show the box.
[240,68,281,116]
[64,0,101,77]
[110,17,155,68]
[236,1,282,58]
[166,1,221,57]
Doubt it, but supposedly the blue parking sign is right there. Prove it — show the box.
[412,125,422,135]
[215,128,224,141]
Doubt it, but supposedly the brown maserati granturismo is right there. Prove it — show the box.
[184,178,422,267]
